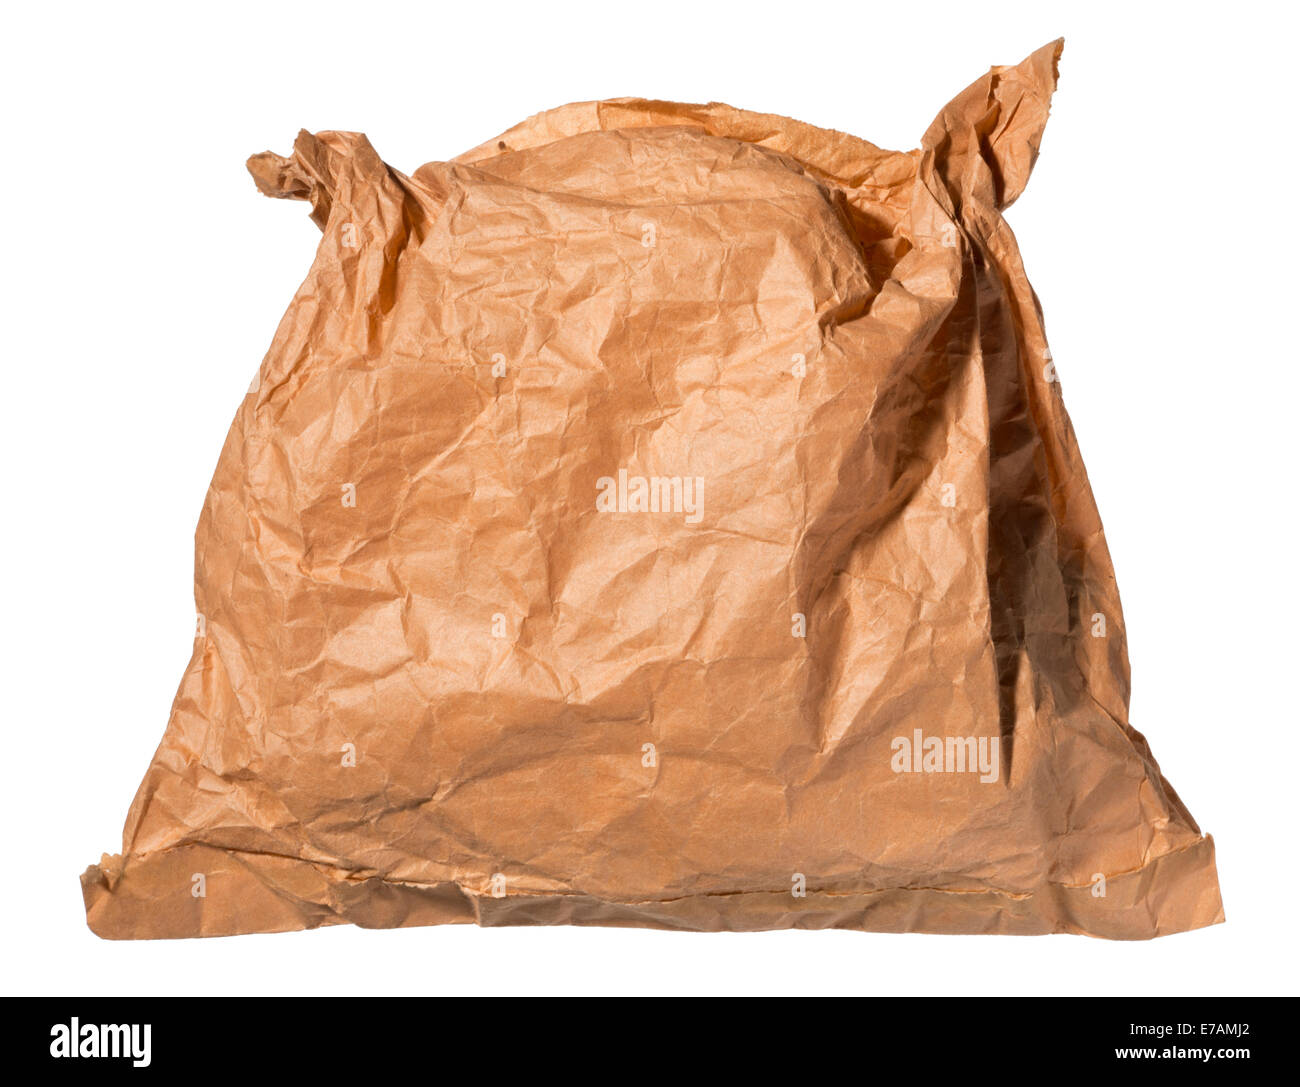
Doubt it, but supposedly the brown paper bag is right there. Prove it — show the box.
[83,39,1223,939]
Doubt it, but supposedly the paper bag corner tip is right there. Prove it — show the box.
[79,852,123,891]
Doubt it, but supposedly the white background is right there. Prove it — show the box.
[3,1,1296,996]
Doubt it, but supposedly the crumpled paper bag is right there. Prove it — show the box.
[83,38,1223,939]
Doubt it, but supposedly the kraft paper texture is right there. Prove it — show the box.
[83,39,1224,939]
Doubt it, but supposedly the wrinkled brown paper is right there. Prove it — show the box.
[83,39,1223,939]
